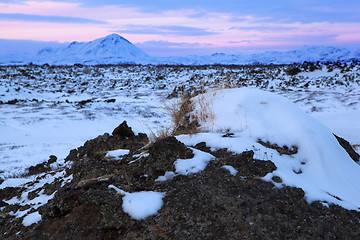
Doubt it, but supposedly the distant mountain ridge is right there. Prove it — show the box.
[0,34,359,65]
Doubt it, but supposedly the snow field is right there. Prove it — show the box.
[0,64,359,223]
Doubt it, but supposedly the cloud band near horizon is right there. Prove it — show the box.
[0,0,360,56]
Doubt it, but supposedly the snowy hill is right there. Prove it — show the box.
[34,34,149,65]
[150,45,360,65]
[248,45,360,64]
[179,88,360,210]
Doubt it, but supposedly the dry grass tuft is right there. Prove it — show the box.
[150,88,218,141]
[149,126,173,142]
[191,92,216,131]
[165,94,200,136]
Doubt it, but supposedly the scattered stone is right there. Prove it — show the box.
[78,99,92,107]
[272,175,283,183]
[27,163,51,176]
[25,155,58,176]
[285,66,302,76]
[48,155,57,165]
[105,99,116,103]
[194,142,211,153]
[222,132,234,138]
[6,99,19,105]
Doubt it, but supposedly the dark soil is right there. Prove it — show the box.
[257,139,298,156]
[2,125,360,240]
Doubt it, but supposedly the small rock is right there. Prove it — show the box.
[48,155,58,165]
[112,121,135,138]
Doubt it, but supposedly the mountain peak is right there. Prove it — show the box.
[35,34,148,65]
[98,33,132,45]
[104,33,123,39]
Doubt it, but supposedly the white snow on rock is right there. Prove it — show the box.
[222,165,238,176]
[22,211,41,227]
[105,149,130,159]
[177,88,360,210]
[174,147,214,175]
[108,185,165,220]
[155,171,176,182]
[122,191,165,220]
[1,170,72,225]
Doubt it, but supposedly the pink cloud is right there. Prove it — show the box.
[1,1,360,53]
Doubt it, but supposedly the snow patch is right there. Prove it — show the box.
[155,171,176,182]
[174,147,214,175]
[122,191,165,220]
[222,165,238,176]
[22,212,41,227]
[108,185,165,220]
[105,149,130,159]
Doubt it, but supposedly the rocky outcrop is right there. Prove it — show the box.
[2,124,360,239]
[112,121,135,138]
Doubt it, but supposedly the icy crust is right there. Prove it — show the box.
[178,88,360,210]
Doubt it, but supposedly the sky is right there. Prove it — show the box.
[0,0,360,56]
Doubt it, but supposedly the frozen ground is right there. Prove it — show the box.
[0,63,359,178]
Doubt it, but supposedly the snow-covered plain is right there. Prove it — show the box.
[1,63,359,178]
[1,63,360,221]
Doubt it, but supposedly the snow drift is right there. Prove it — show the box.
[177,88,360,210]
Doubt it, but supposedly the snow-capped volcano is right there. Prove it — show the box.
[35,34,148,65]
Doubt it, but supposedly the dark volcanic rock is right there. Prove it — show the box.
[26,155,58,176]
[334,134,360,163]
[149,136,194,160]
[112,121,135,138]
[258,139,298,155]
[4,128,360,240]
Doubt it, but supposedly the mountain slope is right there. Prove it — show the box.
[150,46,360,65]
[247,45,360,64]
[35,34,148,65]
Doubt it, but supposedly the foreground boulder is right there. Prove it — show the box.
[1,123,360,239]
